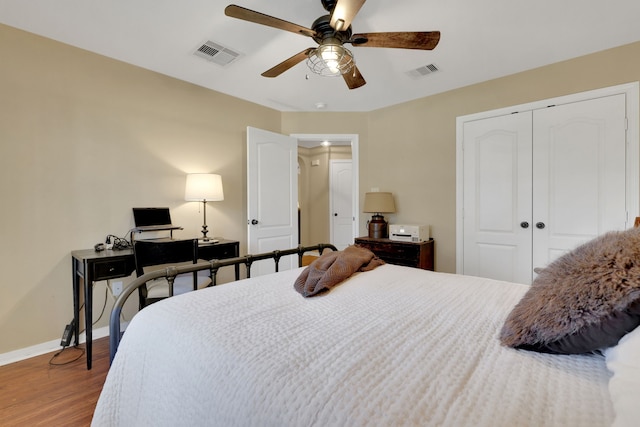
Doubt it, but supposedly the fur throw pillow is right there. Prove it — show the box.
[500,227,640,354]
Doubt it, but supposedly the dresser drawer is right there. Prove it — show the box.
[198,242,239,261]
[362,242,420,261]
[92,258,135,280]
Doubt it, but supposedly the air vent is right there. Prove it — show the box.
[193,40,240,66]
[407,63,440,78]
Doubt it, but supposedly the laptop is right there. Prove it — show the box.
[132,207,180,231]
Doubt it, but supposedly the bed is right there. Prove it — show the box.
[92,235,640,427]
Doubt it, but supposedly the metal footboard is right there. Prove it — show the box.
[109,243,337,363]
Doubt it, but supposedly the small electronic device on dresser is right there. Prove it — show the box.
[389,224,429,242]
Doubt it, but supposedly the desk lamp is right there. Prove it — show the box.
[185,173,224,242]
[363,192,395,238]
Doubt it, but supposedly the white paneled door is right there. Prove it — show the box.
[462,93,629,284]
[462,112,533,284]
[532,94,627,273]
[330,159,353,250]
[247,127,298,276]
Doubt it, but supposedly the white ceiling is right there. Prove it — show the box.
[1,0,640,112]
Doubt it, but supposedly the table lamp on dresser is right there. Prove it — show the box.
[185,173,224,242]
[363,192,396,238]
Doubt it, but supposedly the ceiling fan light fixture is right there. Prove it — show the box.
[225,2,441,90]
[307,39,354,77]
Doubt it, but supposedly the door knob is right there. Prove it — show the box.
[520,221,529,229]
[251,219,259,225]
[536,222,546,229]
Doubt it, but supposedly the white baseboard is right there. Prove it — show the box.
[0,326,111,367]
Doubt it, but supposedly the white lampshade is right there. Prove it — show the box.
[185,174,224,202]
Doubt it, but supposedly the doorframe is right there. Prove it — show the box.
[455,82,639,273]
[291,133,360,244]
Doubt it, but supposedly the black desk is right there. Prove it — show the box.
[71,238,239,369]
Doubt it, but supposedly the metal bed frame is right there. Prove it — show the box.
[109,243,337,362]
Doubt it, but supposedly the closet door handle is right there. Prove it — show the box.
[520,221,529,229]
[536,222,546,229]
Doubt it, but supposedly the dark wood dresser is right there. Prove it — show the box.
[354,236,434,271]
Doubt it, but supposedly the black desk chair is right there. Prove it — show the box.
[133,239,212,309]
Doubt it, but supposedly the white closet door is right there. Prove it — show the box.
[532,94,628,271]
[462,112,533,283]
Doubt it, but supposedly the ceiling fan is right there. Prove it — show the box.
[224,0,440,89]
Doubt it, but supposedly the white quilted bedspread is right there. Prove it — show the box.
[92,264,614,426]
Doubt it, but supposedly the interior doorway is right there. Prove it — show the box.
[292,134,359,248]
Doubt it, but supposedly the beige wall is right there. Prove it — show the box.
[284,39,640,273]
[0,24,280,354]
[2,20,640,355]
[364,41,640,274]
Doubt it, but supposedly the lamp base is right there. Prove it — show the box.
[199,238,219,245]
[200,224,209,240]
[368,214,388,238]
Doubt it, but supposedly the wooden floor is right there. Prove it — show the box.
[0,337,109,426]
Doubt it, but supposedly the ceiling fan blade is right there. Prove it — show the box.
[342,65,366,90]
[261,48,315,78]
[225,5,317,38]
[351,31,440,50]
[330,0,366,31]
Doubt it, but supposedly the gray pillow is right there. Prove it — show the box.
[500,227,640,354]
